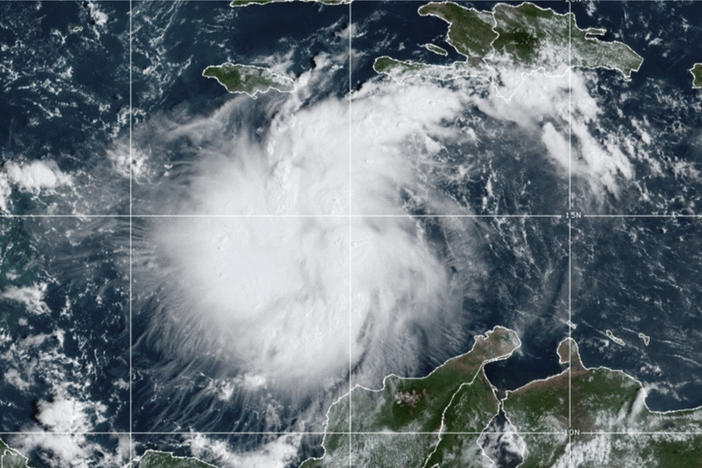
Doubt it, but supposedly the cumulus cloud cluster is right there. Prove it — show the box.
[1,327,123,467]
[0,160,72,212]
[0,283,51,315]
[188,434,299,468]
[476,65,638,199]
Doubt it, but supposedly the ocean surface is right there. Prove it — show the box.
[1,1,701,465]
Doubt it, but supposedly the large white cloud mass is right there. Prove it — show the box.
[133,62,475,390]
[132,51,643,395]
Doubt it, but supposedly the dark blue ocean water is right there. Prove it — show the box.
[2,1,702,465]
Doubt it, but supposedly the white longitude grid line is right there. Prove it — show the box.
[129,0,134,464]
[348,1,354,467]
[1,2,701,465]
[568,1,573,467]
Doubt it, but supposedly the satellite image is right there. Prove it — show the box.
[0,0,701,467]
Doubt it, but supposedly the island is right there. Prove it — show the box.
[422,43,449,56]
[418,2,496,66]
[230,0,349,7]
[691,63,702,89]
[202,63,294,98]
[638,332,651,346]
[374,1,643,80]
[300,326,521,467]
[373,56,426,75]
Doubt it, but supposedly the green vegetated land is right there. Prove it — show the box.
[691,63,702,89]
[423,43,449,56]
[373,56,427,75]
[0,439,29,468]
[374,1,643,79]
[419,2,496,66]
[300,326,520,467]
[202,63,294,97]
[505,338,702,467]
[306,334,702,467]
[4,331,701,467]
[230,0,348,7]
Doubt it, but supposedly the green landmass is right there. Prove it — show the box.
[422,370,500,467]
[372,56,428,76]
[422,43,449,56]
[4,329,701,467]
[305,332,702,467]
[691,63,702,89]
[504,338,702,467]
[0,439,29,468]
[299,326,521,467]
[202,63,294,98]
[371,56,471,82]
[491,2,642,74]
[418,2,496,66]
[377,1,643,79]
[230,0,349,7]
[131,450,216,468]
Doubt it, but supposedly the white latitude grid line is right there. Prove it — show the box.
[2,430,702,435]
[7,0,670,2]
[1,213,701,218]
[1,1,699,462]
